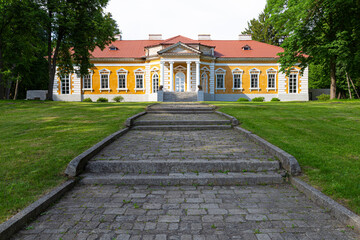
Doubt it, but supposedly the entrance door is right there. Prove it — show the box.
[175,72,185,92]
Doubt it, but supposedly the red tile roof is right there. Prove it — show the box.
[91,35,284,59]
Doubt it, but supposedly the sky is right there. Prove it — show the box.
[105,0,267,40]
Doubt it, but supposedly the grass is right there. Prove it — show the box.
[211,100,360,214]
[0,100,151,223]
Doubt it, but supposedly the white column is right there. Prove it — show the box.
[160,62,165,87]
[170,61,174,92]
[196,61,200,92]
[186,61,191,92]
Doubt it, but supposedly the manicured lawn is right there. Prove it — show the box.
[212,100,360,214]
[0,100,151,223]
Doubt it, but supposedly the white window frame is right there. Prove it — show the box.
[249,68,260,91]
[215,68,226,91]
[99,68,110,92]
[201,72,208,93]
[82,70,93,92]
[232,68,244,92]
[152,72,159,93]
[60,74,71,95]
[134,68,145,92]
[266,68,277,92]
[116,68,128,92]
[288,69,299,94]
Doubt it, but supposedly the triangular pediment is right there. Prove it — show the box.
[158,42,201,55]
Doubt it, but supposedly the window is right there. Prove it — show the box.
[116,68,128,92]
[82,73,93,90]
[61,74,70,94]
[215,68,226,90]
[152,73,159,93]
[251,74,258,88]
[134,69,145,92]
[232,68,244,91]
[118,74,126,89]
[99,69,110,92]
[109,45,118,50]
[249,68,260,91]
[201,73,208,93]
[266,68,277,91]
[289,74,298,93]
[242,45,251,50]
[101,74,109,88]
[216,74,224,89]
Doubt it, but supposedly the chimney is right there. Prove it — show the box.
[149,34,162,40]
[238,34,252,40]
[198,34,211,40]
[114,34,122,40]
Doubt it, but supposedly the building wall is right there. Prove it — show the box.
[53,60,308,102]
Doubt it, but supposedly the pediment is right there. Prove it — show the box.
[158,42,201,55]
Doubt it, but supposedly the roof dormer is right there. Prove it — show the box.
[242,45,251,50]
[109,45,118,51]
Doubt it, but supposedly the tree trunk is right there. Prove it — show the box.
[5,79,12,99]
[346,72,352,99]
[349,75,360,99]
[13,75,19,100]
[0,43,4,99]
[47,6,53,101]
[329,57,337,99]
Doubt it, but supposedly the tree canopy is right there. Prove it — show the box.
[266,0,360,99]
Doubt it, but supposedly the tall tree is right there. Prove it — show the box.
[41,0,119,100]
[266,0,360,99]
[242,11,282,46]
[0,0,44,99]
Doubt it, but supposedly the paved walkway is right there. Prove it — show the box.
[12,104,358,239]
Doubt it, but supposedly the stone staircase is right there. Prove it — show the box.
[80,104,285,186]
[163,92,197,102]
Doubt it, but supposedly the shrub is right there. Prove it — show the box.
[113,96,124,102]
[316,94,330,101]
[271,98,280,102]
[252,97,265,102]
[96,97,108,102]
[237,97,249,102]
[83,98,92,102]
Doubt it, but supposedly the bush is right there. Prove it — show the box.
[83,98,92,102]
[252,97,265,102]
[237,97,249,102]
[271,98,280,102]
[316,94,330,101]
[96,97,108,102]
[113,96,124,102]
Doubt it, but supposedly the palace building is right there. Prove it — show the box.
[53,34,309,102]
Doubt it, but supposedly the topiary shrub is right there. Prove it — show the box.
[237,97,249,102]
[271,98,280,102]
[252,97,265,102]
[316,94,330,101]
[83,98,92,102]
[113,96,124,102]
[96,97,108,102]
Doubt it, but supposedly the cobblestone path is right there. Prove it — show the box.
[12,104,359,239]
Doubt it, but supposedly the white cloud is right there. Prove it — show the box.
[105,0,266,40]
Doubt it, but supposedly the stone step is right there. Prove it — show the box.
[80,171,285,186]
[147,107,214,112]
[86,160,280,173]
[146,111,215,114]
[131,125,232,131]
[133,120,231,126]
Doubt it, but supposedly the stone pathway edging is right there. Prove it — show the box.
[214,111,239,126]
[291,177,360,233]
[0,180,76,240]
[65,128,130,177]
[234,126,302,176]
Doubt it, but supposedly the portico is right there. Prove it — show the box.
[159,59,200,92]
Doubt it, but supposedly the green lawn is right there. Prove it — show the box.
[212,100,360,214]
[0,100,151,223]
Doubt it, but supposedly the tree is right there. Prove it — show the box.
[0,0,45,99]
[266,0,360,99]
[41,0,119,100]
[242,11,282,46]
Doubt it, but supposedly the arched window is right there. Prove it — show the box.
[152,73,159,93]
